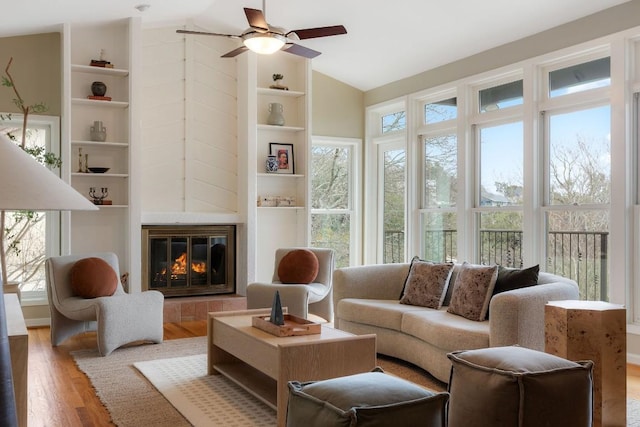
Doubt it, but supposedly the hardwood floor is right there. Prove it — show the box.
[23,321,640,426]
[26,322,206,427]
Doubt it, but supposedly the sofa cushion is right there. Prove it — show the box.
[337,299,427,331]
[278,249,319,284]
[447,262,498,321]
[400,258,454,308]
[70,257,118,298]
[493,264,539,296]
[401,309,489,351]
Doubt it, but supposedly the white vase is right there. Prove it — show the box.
[267,103,285,126]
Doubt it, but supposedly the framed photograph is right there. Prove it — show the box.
[269,143,295,174]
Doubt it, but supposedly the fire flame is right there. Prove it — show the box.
[160,252,207,277]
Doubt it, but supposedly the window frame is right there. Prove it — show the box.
[0,114,61,305]
[310,136,361,266]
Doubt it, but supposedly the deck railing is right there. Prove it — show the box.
[384,229,609,300]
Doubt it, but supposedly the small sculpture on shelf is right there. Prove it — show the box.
[270,73,288,90]
[90,49,114,69]
[77,147,84,173]
[267,102,285,126]
[90,120,107,142]
[89,187,109,205]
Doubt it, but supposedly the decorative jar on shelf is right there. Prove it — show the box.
[266,155,279,173]
[267,102,285,126]
[91,81,107,97]
[90,120,107,142]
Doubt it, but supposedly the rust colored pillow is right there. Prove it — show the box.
[278,249,319,284]
[70,257,118,298]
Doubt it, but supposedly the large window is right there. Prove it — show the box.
[380,144,406,263]
[0,115,60,302]
[544,105,611,300]
[310,137,359,268]
[420,95,458,262]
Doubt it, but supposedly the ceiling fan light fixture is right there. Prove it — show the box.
[243,32,285,55]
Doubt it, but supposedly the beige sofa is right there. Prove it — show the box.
[333,263,579,383]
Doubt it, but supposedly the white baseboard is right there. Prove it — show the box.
[25,318,50,328]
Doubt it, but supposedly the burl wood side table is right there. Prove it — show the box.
[545,300,626,427]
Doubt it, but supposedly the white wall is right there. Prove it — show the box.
[140,27,239,216]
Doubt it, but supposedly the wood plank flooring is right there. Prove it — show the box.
[23,322,640,426]
[27,322,206,427]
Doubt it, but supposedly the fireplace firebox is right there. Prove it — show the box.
[141,225,236,297]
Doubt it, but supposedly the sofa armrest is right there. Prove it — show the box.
[246,283,311,318]
[489,281,579,350]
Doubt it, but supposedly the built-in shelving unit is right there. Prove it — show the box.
[247,52,311,281]
[62,19,141,287]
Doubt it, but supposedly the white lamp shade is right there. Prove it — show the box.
[0,133,97,211]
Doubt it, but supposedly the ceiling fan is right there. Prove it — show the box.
[176,0,347,59]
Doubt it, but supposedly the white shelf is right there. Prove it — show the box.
[72,172,128,178]
[257,124,304,132]
[71,64,129,77]
[257,87,305,97]
[71,140,128,147]
[72,98,129,108]
[257,173,305,178]
[257,206,305,210]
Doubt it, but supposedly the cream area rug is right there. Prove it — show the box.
[73,336,640,426]
[134,354,275,426]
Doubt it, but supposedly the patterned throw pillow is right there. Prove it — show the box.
[400,257,454,309]
[447,262,498,321]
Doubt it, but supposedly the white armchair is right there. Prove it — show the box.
[246,248,335,322]
[45,252,164,356]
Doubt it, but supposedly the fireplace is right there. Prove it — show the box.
[141,225,236,297]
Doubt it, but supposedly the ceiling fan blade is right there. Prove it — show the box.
[283,43,321,59]
[244,8,269,32]
[288,25,347,40]
[177,29,240,39]
[221,46,249,58]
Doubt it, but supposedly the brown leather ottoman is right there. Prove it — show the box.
[447,346,593,427]
[286,368,449,427]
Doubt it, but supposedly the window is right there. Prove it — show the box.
[380,144,406,263]
[425,97,457,124]
[548,57,610,98]
[479,80,523,112]
[310,137,359,268]
[476,121,525,266]
[421,132,458,262]
[544,105,611,300]
[381,111,406,133]
[0,115,60,302]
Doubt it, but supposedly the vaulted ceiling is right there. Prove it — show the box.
[1,0,633,91]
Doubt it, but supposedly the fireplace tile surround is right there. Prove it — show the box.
[163,294,247,323]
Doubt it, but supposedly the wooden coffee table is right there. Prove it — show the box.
[208,309,377,427]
